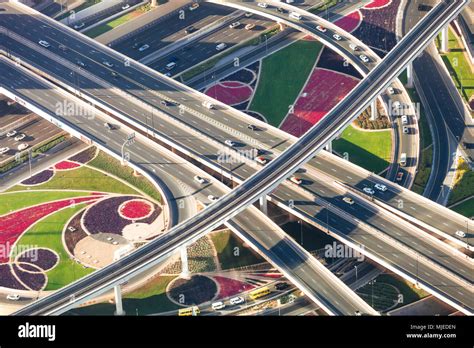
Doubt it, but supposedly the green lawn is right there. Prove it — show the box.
[375,274,428,307]
[250,40,323,127]
[12,204,93,290]
[0,191,91,216]
[451,197,474,218]
[333,125,392,174]
[356,281,400,312]
[210,230,262,270]
[412,146,433,195]
[448,158,474,205]
[89,151,161,202]
[8,166,139,195]
[436,28,474,104]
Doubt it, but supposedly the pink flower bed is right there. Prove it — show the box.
[205,81,253,106]
[54,160,81,171]
[214,276,254,299]
[334,10,362,33]
[0,196,100,263]
[281,69,359,137]
[364,0,392,9]
[118,199,154,220]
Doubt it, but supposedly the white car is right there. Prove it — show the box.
[245,12,253,17]
[6,130,17,137]
[17,143,29,151]
[38,40,50,48]
[359,54,370,63]
[0,147,9,155]
[363,187,375,195]
[138,44,150,52]
[121,4,130,10]
[216,43,227,51]
[402,126,409,134]
[374,183,387,192]
[73,22,85,30]
[229,21,240,29]
[208,195,219,202]
[245,23,255,30]
[316,25,327,33]
[6,294,20,301]
[349,43,360,51]
[189,3,199,11]
[290,176,302,185]
[343,197,354,205]
[455,230,466,238]
[333,34,342,41]
[14,133,26,141]
[255,156,268,165]
[224,139,236,147]
[401,115,408,125]
[194,175,207,184]
[230,296,244,305]
[257,2,268,8]
[102,60,114,68]
[392,101,401,110]
[211,301,226,310]
[387,86,395,95]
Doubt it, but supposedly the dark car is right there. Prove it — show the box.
[185,26,195,34]
[275,282,290,291]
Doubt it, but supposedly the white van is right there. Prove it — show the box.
[211,301,226,310]
[165,62,177,70]
[400,152,407,167]
[216,43,227,51]
[289,12,302,20]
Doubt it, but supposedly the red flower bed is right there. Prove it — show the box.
[334,10,362,33]
[0,196,99,263]
[281,69,359,137]
[364,0,392,9]
[54,160,81,171]
[205,81,253,106]
[214,276,254,299]
[118,199,154,220]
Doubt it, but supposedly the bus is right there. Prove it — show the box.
[249,286,271,300]
[178,306,200,316]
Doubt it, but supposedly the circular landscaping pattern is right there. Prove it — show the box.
[16,248,59,273]
[168,275,218,306]
[118,199,154,220]
[54,160,82,171]
[223,68,256,85]
[11,263,47,291]
[20,169,54,186]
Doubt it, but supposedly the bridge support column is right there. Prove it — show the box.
[441,25,449,53]
[180,245,190,279]
[406,62,413,88]
[370,100,377,121]
[114,285,125,316]
[325,140,332,153]
[259,195,268,215]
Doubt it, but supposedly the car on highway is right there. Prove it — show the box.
[122,4,130,10]
[275,282,289,290]
[224,139,236,147]
[455,230,466,238]
[14,133,26,141]
[363,187,375,195]
[202,100,215,109]
[184,26,195,34]
[216,43,227,51]
[255,156,268,165]
[73,22,85,30]
[165,62,177,70]
[276,7,285,13]
[229,21,240,29]
[359,54,370,63]
[230,296,244,305]
[102,60,114,68]
[0,147,9,155]
[6,130,17,137]
[401,115,408,125]
[247,124,257,130]
[111,71,119,78]
[290,176,302,185]
[76,59,86,67]
[396,172,404,181]
[374,183,387,192]
[164,72,172,77]
[333,34,342,41]
[138,44,150,52]
[402,126,409,134]
[17,143,29,151]
[257,2,268,8]
[343,197,354,205]
[38,40,50,48]
[285,0,295,3]
[349,43,360,51]
[245,23,255,30]
[6,294,20,301]
[245,12,253,17]
[194,175,207,184]
[160,100,170,106]
[207,195,219,202]
[211,301,226,310]
[189,3,199,11]
[316,25,327,33]
[289,12,302,20]
[387,86,395,95]
[104,122,114,130]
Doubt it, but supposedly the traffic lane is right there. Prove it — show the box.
[113,4,235,60]
[149,17,274,75]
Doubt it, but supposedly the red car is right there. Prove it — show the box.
[396,172,404,181]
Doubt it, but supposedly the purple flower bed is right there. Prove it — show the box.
[317,47,362,79]
[64,210,88,255]
[0,264,27,290]
[12,264,46,291]
[223,68,255,85]
[83,196,161,236]
[16,262,39,273]
[21,169,54,186]
[17,249,58,272]
[68,147,97,164]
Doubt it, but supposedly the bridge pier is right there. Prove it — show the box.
[259,195,268,215]
[180,245,190,279]
[406,62,413,88]
[113,285,125,316]
[370,100,377,121]
[325,140,332,153]
[440,25,449,53]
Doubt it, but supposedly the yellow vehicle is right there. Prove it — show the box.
[178,306,200,316]
[249,286,271,300]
